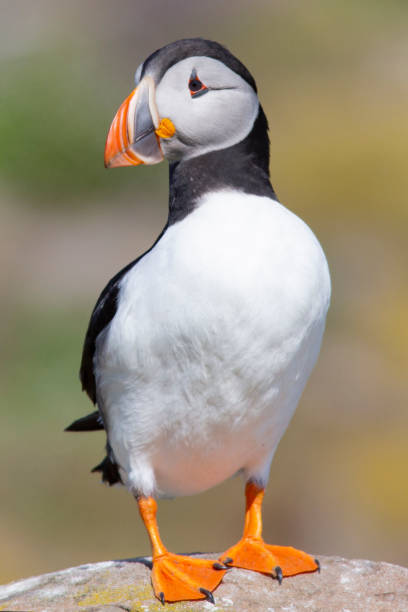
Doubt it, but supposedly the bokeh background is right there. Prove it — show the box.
[1,0,407,584]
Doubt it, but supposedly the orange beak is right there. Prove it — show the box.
[104,75,174,168]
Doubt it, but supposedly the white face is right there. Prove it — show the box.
[154,56,259,162]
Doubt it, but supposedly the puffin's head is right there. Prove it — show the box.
[104,38,260,168]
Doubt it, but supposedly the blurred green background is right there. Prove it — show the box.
[1,0,407,584]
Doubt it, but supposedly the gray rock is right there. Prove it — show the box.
[0,554,407,611]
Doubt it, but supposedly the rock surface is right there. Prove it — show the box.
[0,554,407,611]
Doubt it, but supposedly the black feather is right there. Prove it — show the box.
[65,410,104,432]
[92,455,122,486]
[79,261,135,404]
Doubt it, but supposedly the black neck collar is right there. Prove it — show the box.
[167,106,277,226]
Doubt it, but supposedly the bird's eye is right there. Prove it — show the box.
[188,71,208,98]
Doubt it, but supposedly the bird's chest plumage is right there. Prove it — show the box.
[95,191,330,497]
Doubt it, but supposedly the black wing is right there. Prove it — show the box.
[65,260,136,433]
[66,228,168,486]
[79,259,137,405]
[64,259,139,486]
[79,225,168,406]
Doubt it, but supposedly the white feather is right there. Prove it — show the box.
[95,191,331,498]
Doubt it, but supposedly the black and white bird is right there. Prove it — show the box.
[66,38,331,604]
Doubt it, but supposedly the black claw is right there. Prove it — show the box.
[274,565,283,585]
[199,587,215,604]
[315,558,321,573]
[158,591,165,605]
[213,561,228,570]
[221,556,233,565]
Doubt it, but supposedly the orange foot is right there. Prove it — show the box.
[220,538,319,582]
[219,482,320,582]
[137,494,227,604]
[152,552,227,603]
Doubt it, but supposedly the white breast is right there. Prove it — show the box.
[95,191,331,498]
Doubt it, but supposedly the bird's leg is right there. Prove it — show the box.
[137,496,227,603]
[219,481,319,580]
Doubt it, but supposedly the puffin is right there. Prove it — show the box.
[66,38,331,604]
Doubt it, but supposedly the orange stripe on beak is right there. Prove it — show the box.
[104,76,170,169]
[104,89,144,168]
